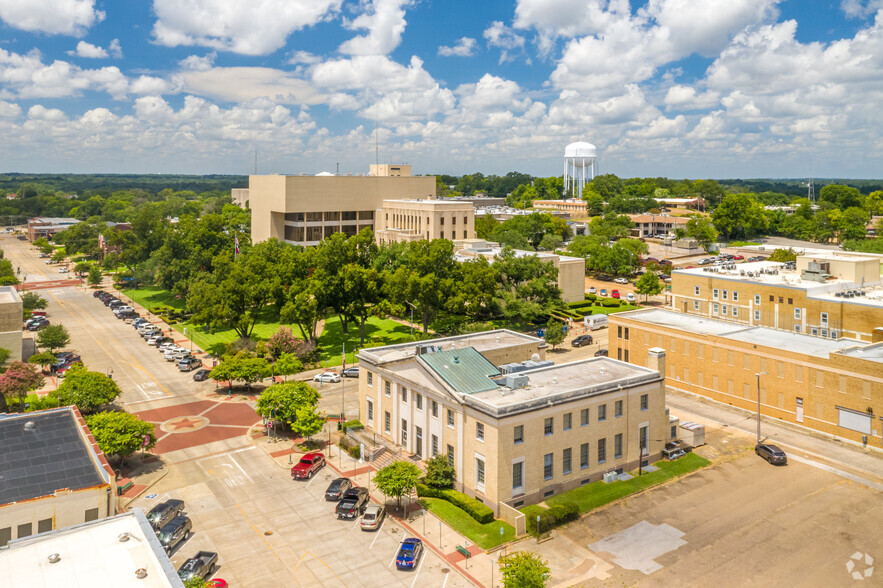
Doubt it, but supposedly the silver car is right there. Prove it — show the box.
[360,504,385,531]
[164,347,185,361]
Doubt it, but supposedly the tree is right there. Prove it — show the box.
[634,271,663,301]
[0,361,45,411]
[255,381,319,431]
[21,292,48,312]
[74,262,91,277]
[211,354,271,390]
[28,351,57,372]
[51,250,67,263]
[266,326,300,360]
[538,233,563,251]
[55,365,122,414]
[0,348,10,372]
[87,264,103,286]
[685,215,718,250]
[712,194,768,239]
[544,319,565,350]
[36,324,71,352]
[274,352,304,380]
[85,411,156,463]
[499,551,551,588]
[373,460,421,508]
[292,402,324,439]
[819,184,863,209]
[587,174,622,200]
[475,214,498,239]
[423,454,456,489]
[768,248,797,262]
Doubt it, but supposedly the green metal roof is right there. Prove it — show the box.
[419,347,500,395]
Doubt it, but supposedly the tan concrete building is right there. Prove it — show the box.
[609,308,883,448]
[231,188,249,208]
[375,199,475,243]
[628,214,690,238]
[670,253,883,342]
[453,240,586,303]
[0,407,117,547]
[249,165,439,245]
[357,331,669,511]
[533,199,587,217]
[0,286,22,362]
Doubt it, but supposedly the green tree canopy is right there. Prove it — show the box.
[634,271,663,301]
[255,381,319,431]
[36,324,71,352]
[499,551,551,588]
[423,454,456,489]
[211,354,271,390]
[84,411,156,462]
[55,365,122,414]
[374,460,421,506]
[0,361,45,411]
[21,292,48,311]
[712,194,768,239]
[544,319,566,350]
[273,352,304,380]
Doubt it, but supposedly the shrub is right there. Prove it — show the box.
[601,298,621,307]
[341,419,363,432]
[415,484,495,524]
[423,454,455,489]
[347,445,361,459]
[585,294,597,302]
[525,501,580,537]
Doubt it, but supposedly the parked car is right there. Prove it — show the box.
[395,538,424,570]
[27,321,49,331]
[626,292,636,302]
[146,499,185,531]
[588,286,596,294]
[113,305,134,315]
[613,277,628,284]
[755,443,787,465]
[360,504,386,531]
[599,289,608,297]
[53,353,81,368]
[122,314,141,324]
[193,369,212,382]
[55,362,83,377]
[26,317,48,328]
[147,335,164,345]
[132,318,150,328]
[313,371,341,383]
[571,334,593,347]
[611,289,620,299]
[30,310,47,317]
[164,346,185,361]
[733,255,744,260]
[291,452,326,480]
[153,336,174,347]
[92,290,105,297]
[324,478,353,501]
[177,551,218,582]
[178,357,202,372]
[342,366,359,378]
[108,300,125,309]
[748,256,765,262]
[336,487,370,519]
[594,349,609,357]
[157,516,192,554]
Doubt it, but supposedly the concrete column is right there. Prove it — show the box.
[647,346,666,376]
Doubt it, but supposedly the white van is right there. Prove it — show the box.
[584,315,608,330]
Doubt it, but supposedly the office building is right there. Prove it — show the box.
[27,217,80,242]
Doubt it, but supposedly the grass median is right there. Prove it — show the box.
[420,497,516,550]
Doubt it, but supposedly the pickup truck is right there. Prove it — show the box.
[177,551,218,581]
[291,452,325,480]
[336,487,369,519]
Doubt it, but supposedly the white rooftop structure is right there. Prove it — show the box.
[563,141,597,198]
[0,509,182,587]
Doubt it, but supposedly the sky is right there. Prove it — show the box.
[0,0,881,179]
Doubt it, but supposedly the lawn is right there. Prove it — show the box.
[420,497,516,550]
[178,318,286,354]
[123,286,186,311]
[527,453,710,515]
[316,315,419,366]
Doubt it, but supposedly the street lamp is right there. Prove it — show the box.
[405,301,418,338]
[756,372,768,443]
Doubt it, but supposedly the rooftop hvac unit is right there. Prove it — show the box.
[603,471,618,484]
[499,362,527,375]
[501,374,529,390]
[415,343,442,356]
[521,359,554,370]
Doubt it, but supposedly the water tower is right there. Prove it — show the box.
[563,142,597,198]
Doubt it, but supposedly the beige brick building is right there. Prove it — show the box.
[670,252,883,342]
[609,308,883,448]
[375,198,475,243]
[0,286,22,362]
[357,331,670,511]
[532,199,588,217]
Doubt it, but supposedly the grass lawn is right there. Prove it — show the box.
[420,498,516,550]
[123,286,186,311]
[529,453,710,515]
[316,315,418,366]
[177,318,286,355]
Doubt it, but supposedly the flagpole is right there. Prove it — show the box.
[341,342,345,424]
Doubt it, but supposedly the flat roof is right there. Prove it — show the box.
[0,285,20,304]
[382,198,470,207]
[466,357,660,417]
[455,246,583,263]
[0,509,182,587]
[0,408,108,505]
[358,329,543,365]
[615,308,870,359]
[839,342,883,364]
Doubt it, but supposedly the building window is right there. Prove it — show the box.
[367,372,373,386]
[85,508,99,523]
[447,409,454,427]
[512,462,523,491]
[580,443,589,468]
[640,394,648,410]
[694,300,700,310]
[597,439,607,463]
[543,453,553,480]
[614,433,623,458]
[754,310,760,321]
[514,425,524,444]
[598,405,607,421]
[447,444,454,467]
[476,422,485,441]
[794,308,801,320]
[614,400,623,417]
[440,231,444,239]
[732,306,738,317]
[476,457,485,486]
[563,448,572,474]
[384,411,391,433]
[722,304,728,315]
[713,303,719,315]
[778,296,783,304]
[788,298,793,305]
[722,290,728,301]
[452,216,456,225]
[367,399,374,424]
[401,419,408,445]
[694,285,700,296]
[440,217,444,225]
[37,518,52,534]
[17,523,33,538]
[713,288,719,300]
[431,400,438,417]
[431,434,438,456]
[544,417,553,435]
[733,291,739,302]
[401,388,408,402]
[820,312,828,326]
[415,393,422,410]
[794,325,801,333]
[580,408,589,426]
[769,295,774,302]
[385,381,390,396]
[563,413,572,430]
[754,295,761,305]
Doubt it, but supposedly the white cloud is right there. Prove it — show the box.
[68,41,108,59]
[177,67,326,105]
[664,85,721,110]
[438,37,477,57]
[0,99,21,118]
[483,21,525,63]
[626,114,687,139]
[514,0,629,37]
[456,74,529,112]
[841,0,883,18]
[108,39,123,58]
[0,48,133,100]
[339,0,411,56]
[151,0,343,55]
[27,104,67,121]
[130,76,175,95]
[179,52,217,71]
[0,0,104,36]
[288,51,321,65]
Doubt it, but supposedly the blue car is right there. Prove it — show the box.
[395,538,423,570]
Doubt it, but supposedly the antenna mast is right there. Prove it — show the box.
[807,177,814,202]
[375,103,379,166]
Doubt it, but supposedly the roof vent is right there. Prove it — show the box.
[453,356,459,364]
[24,421,36,431]
[47,553,61,564]
[600,367,606,375]
[118,532,131,542]
[135,568,148,579]
[552,377,558,384]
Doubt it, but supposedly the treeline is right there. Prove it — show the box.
[0,173,247,197]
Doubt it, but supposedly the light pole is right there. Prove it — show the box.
[756,372,768,443]
[405,301,417,339]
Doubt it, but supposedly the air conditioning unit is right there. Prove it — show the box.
[603,471,618,484]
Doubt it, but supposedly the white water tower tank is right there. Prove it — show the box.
[564,142,597,198]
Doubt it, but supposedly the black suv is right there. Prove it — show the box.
[755,443,787,465]
[158,515,192,554]
[325,478,353,501]
[571,334,593,347]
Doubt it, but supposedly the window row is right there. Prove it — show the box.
[514,398,647,443]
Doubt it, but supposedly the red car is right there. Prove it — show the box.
[611,289,620,299]
[291,452,325,480]
[733,255,744,260]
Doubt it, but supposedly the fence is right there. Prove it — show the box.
[499,502,526,537]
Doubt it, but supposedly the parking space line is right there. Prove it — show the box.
[389,532,405,568]
[228,454,254,484]
[369,526,383,549]
[410,550,426,588]
[352,516,361,530]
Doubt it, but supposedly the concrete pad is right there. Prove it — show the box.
[589,520,687,574]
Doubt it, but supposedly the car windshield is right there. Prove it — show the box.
[158,531,172,542]
[299,458,313,465]
[328,481,342,490]
[363,513,375,520]
[399,545,414,555]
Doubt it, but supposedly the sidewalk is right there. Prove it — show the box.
[250,422,509,588]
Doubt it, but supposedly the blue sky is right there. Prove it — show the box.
[0,0,881,179]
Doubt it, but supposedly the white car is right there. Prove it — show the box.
[626,292,636,302]
[613,277,628,284]
[588,286,596,294]
[147,335,163,345]
[58,267,69,273]
[113,305,134,315]
[313,372,341,383]
[164,347,185,361]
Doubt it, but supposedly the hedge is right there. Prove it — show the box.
[601,298,622,307]
[416,483,495,524]
[341,419,363,432]
[523,501,580,537]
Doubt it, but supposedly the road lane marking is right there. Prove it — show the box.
[228,453,254,484]
[369,525,383,549]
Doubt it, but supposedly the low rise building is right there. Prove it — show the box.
[357,331,669,511]
[628,214,690,238]
[532,199,587,217]
[609,308,883,448]
[0,286,22,362]
[27,217,80,242]
[0,509,182,587]
[231,188,249,208]
[0,407,117,547]
[375,198,475,243]
[670,252,883,342]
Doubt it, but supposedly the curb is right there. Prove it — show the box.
[118,462,170,511]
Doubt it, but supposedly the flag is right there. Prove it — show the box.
[234,233,240,257]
